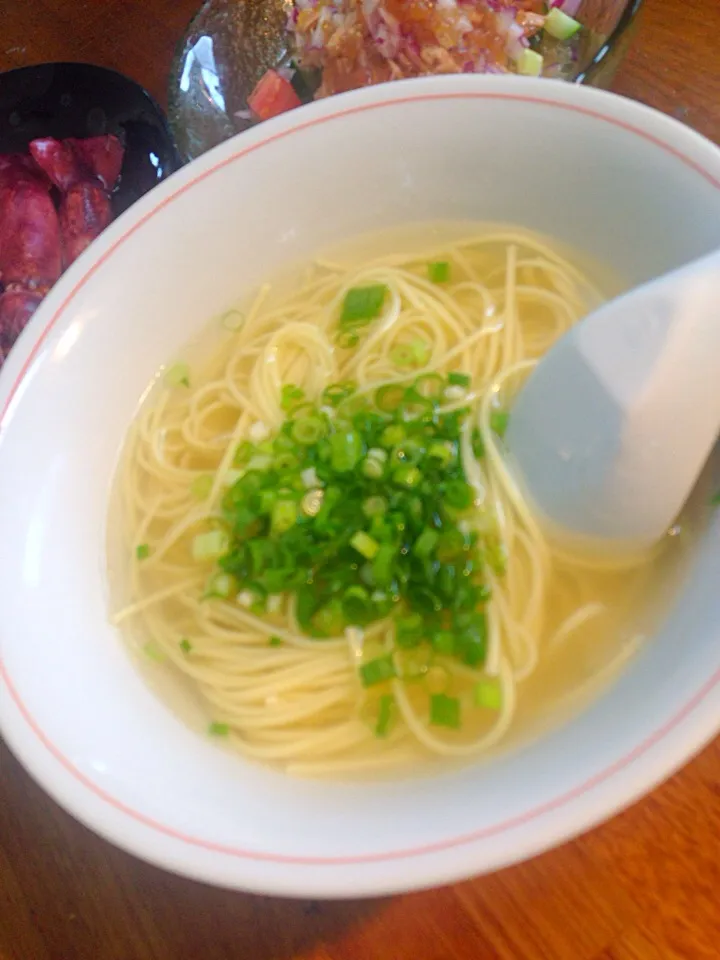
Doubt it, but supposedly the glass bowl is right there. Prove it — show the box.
[168,0,644,162]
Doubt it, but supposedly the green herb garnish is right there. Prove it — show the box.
[429,693,461,729]
[360,655,397,688]
[195,371,502,709]
[165,362,190,388]
[209,722,230,736]
[428,261,451,284]
[375,694,395,738]
[340,284,388,326]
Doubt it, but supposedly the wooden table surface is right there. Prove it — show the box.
[2,1,720,958]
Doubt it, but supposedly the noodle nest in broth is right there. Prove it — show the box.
[112,225,666,777]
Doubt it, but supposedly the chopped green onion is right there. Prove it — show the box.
[246,454,273,473]
[203,572,233,600]
[209,721,230,736]
[414,373,445,400]
[448,372,471,388]
[486,539,508,576]
[396,613,424,649]
[340,285,388,326]
[474,677,503,710]
[233,441,254,465]
[544,7,582,40]
[220,308,244,331]
[266,594,283,614]
[143,640,165,663]
[256,489,278,515]
[322,382,356,406]
[359,654,396,687]
[490,410,510,437]
[249,421,270,442]
[192,529,229,562]
[269,635,283,647]
[427,441,454,466]
[428,260,451,284]
[362,456,385,479]
[376,385,406,414]
[397,645,433,680]
[444,384,467,402]
[457,612,488,666]
[312,599,345,636]
[391,339,431,368]
[237,588,262,609]
[517,48,544,77]
[393,465,422,489]
[292,416,325,445]
[281,384,305,412]
[351,531,380,560]
[362,496,387,517]
[273,451,299,473]
[375,694,395,737]
[191,474,214,500]
[343,585,372,622]
[402,390,434,421]
[330,429,363,472]
[371,543,396,586]
[164,362,190,388]
[429,693,461,729]
[471,428,485,459]
[206,365,506,679]
[444,479,474,510]
[367,447,388,463]
[179,638,193,654]
[301,489,324,517]
[431,631,455,656]
[414,527,440,559]
[271,499,298,535]
[339,330,362,349]
[136,543,150,560]
[301,467,320,489]
[381,423,405,447]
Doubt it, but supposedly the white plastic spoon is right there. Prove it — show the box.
[505,248,720,555]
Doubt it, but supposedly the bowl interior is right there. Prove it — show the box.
[2,77,720,897]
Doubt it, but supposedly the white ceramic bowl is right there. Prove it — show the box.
[2,76,720,899]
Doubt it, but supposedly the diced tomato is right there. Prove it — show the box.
[248,70,302,122]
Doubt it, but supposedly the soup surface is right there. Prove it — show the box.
[109,223,697,777]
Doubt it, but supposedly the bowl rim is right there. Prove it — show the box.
[1,74,720,896]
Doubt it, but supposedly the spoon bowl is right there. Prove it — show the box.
[506,248,720,554]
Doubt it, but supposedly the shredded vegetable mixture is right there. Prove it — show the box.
[248,1,585,121]
[289,0,580,96]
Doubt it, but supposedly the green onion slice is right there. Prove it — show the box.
[164,362,190,388]
[340,284,388,326]
[359,654,396,688]
[428,261,451,284]
[429,693,461,729]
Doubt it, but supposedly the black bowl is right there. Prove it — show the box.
[0,62,182,216]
